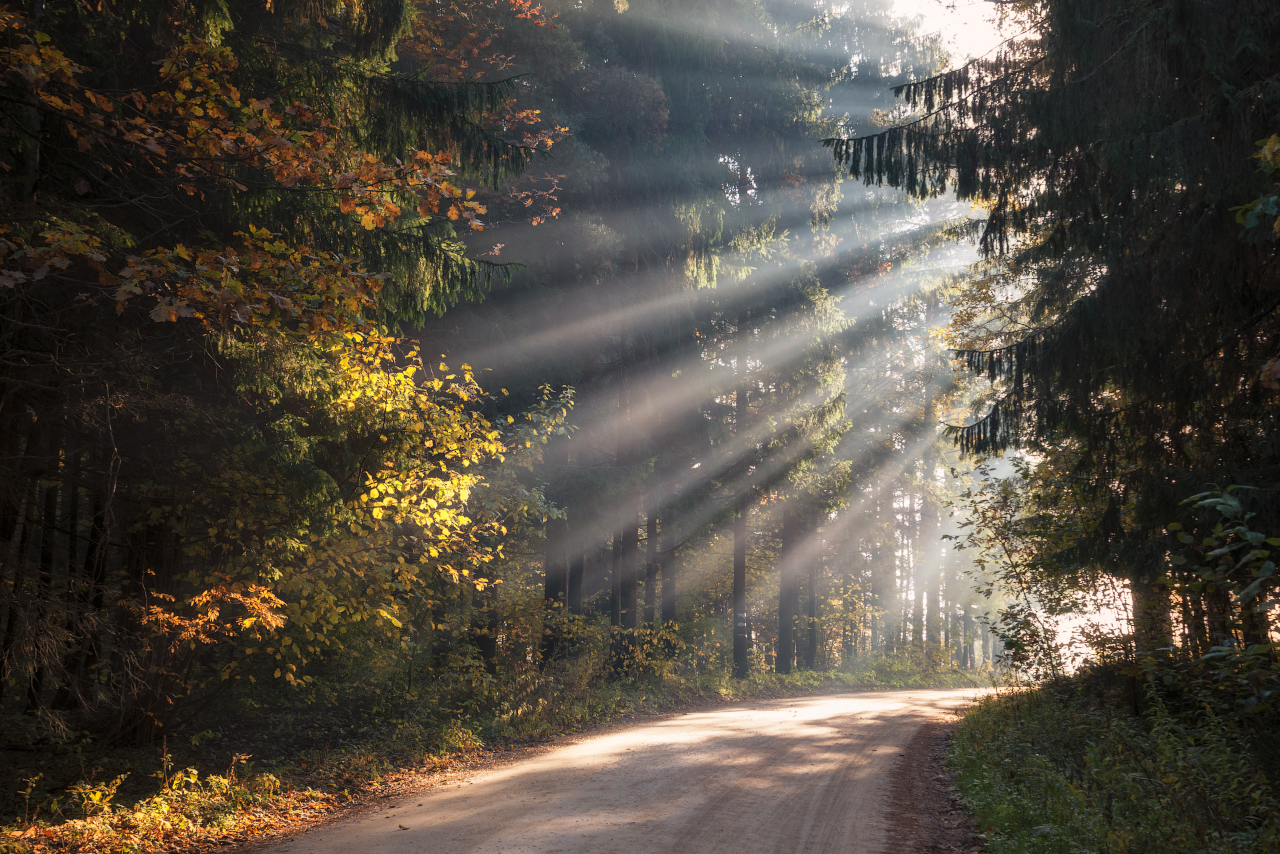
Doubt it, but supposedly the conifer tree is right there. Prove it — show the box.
[828,0,1280,647]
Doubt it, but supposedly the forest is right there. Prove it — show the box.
[0,0,1277,852]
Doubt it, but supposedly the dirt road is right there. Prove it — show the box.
[263,689,977,854]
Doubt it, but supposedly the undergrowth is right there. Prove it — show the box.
[949,680,1280,854]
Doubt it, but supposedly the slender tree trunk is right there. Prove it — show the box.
[543,515,567,605]
[1241,600,1271,650]
[925,512,942,655]
[541,443,568,664]
[568,550,584,616]
[611,528,622,628]
[872,487,892,655]
[0,422,25,586]
[76,493,108,692]
[776,502,796,674]
[474,585,499,675]
[841,565,854,664]
[961,608,974,670]
[732,307,751,678]
[733,502,749,678]
[1131,573,1173,655]
[543,441,569,608]
[910,491,924,653]
[1184,591,1209,656]
[25,479,59,712]
[1204,585,1231,646]
[0,475,39,704]
[805,543,819,670]
[51,449,82,711]
[621,516,638,630]
[660,520,676,625]
[643,512,657,626]
[942,551,955,662]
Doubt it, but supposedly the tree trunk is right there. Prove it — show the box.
[541,442,568,664]
[733,502,749,678]
[567,550,584,616]
[910,492,924,653]
[1241,599,1271,651]
[805,543,819,670]
[0,475,39,704]
[926,525,942,654]
[776,502,796,674]
[1131,573,1173,656]
[643,512,657,626]
[474,585,499,675]
[872,486,893,656]
[543,441,569,608]
[732,307,751,678]
[621,515,639,630]
[611,528,622,628]
[25,479,59,713]
[660,520,676,625]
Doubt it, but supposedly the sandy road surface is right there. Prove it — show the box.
[263,689,977,854]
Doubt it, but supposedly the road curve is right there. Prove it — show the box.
[263,689,977,854]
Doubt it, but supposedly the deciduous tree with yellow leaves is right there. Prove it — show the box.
[0,0,564,744]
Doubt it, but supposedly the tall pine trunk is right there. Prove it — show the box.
[732,308,751,678]
[805,543,819,669]
[611,528,622,628]
[541,441,568,664]
[776,503,796,674]
[733,503,749,678]
[660,519,676,625]
[620,518,639,630]
[643,512,657,626]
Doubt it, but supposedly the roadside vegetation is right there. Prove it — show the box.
[951,680,1280,854]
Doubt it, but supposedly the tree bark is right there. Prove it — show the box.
[733,502,749,678]
[643,512,657,626]
[660,520,676,625]
[25,479,59,712]
[805,541,819,670]
[1131,573,1173,656]
[568,550,584,616]
[910,491,924,653]
[541,442,568,664]
[621,516,639,630]
[776,503,796,674]
[611,528,622,628]
[732,308,751,678]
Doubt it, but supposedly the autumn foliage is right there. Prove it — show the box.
[0,0,564,753]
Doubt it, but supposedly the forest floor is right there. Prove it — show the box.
[243,689,983,854]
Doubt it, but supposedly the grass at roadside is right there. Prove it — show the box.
[3,658,985,854]
[948,683,1280,854]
